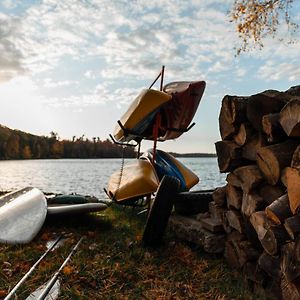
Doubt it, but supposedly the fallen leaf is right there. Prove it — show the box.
[0,290,7,297]
[63,266,74,275]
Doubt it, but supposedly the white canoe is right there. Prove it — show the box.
[0,187,47,244]
[47,202,108,215]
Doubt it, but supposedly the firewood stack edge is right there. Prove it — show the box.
[169,85,300,299]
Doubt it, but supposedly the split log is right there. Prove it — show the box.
[208,201,225,221]
[226,210,244,233]
[243,261,266,285]
[292,145,300,170]
[226,184,242,210]
[226,172,242,188]
[279,98,300,137]
[281,275,300,300]
[260,225,289,256]
[242,193,265,217]
[256,139,299,185]
[250,211,270,240]
[286,167,300,214]
[286,85,300,96]
[262,113,286,143]
[281,167,289,187]
[219,95,249,140]
[281,242,300,283]
[247,90,291,131]
[242,133,267,161]
[224,240,259,270]
[227,230,245,242]
[215,141,248,173]
[233,123,254,146]
[295,236,300,262]
[168,214,226,254]
[258,251,281,279]
[233,165,263,193]
[258,184,285,205]
[212,186,227,207]
[284,215,300,240]
[198,217,224,233]
[265,194,292,225]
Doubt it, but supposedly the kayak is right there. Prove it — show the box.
[159,81,206,140]
[107,159,159,203]
[0,187,47,244]
[113,89,172,143]
[141,149,199,191]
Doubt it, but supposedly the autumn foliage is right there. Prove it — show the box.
[230,0,298,53]
[0,125,135,160]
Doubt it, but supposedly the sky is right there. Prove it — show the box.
[0,0,300,154]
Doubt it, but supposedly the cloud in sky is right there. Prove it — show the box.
[0,0,299,153]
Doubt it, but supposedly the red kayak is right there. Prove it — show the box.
[158,81,206,141]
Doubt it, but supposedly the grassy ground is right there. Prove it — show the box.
[0,201,265,299]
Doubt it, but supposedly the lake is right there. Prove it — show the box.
[0,158,226,199]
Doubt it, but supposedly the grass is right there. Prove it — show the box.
[0,202,265,299]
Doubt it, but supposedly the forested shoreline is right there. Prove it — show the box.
[0,125,136,159]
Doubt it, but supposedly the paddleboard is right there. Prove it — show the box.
[0,187,47,244]
[159,81,206,140]
[47,202,108,215]
[107,159,159,203]
[113,89,172,143]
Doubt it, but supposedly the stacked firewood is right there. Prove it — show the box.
[212,85,300,299]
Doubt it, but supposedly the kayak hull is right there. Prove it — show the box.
[0,187,47,244]
[160,81,206,140]
[113,89,172,142]
[107,159,159,203]
[141,149,199,191]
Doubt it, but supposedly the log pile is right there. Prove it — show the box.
[212,85,300,299]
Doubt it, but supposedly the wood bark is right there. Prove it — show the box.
[226,184,242,210]
[233,165,263,193]
[212,186,227,207]
[215,141,247,173]
[241,192,265,217]
[258,251,281,279]
[242,133,267,161]
[226,210,244,233]
[281,242,300,282]
[256,139,299,185]
[258,184,285,205]
[247,90,291,131]
[226,172,242,188]
[219,95,249,140]
[265,194,292,225]
[284,215,300,240]
[262,113,286,143]
[260,225,289,256]
[208,201,225,221]
[233,123,254,146]
[286,167,300,214]
[249,211,270,240]
[292,145,300,171]
[279,98,300,137]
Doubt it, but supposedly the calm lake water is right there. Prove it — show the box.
[0,158,226,199]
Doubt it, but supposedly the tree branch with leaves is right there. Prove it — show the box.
[230,0,298,54]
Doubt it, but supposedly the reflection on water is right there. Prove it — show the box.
[0,158,226,198]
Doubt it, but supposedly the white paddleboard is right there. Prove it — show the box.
[47,202,108,215]
[0,187,47,244]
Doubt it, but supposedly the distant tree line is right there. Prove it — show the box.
[0,125,136,160]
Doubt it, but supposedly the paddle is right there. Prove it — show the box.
[30,237,84,300]
[4,235,63,300]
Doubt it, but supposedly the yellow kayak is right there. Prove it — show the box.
[113,89,172,142]
[107,159,159,203]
